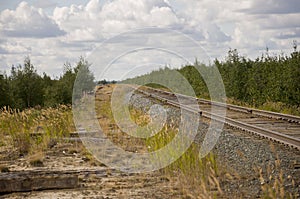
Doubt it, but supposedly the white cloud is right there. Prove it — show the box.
[258,14,300,30]
[53,0,184,41]
[276,28,300,39]
[0,0,299,78]
[176,0,300,57]
[0,41,32,54]
[0,1,65,38]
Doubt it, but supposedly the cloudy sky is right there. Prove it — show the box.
[0,0,299,80]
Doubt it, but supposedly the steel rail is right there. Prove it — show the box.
[146,87,300,123]
[135,86,300,150]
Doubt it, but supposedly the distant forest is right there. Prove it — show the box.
[1,47,299,114]
[124,48,300,114]
[0,57,95,109]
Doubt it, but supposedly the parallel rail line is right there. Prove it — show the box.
[134,86,300,150]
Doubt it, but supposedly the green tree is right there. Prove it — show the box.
[10,57,44,109]
[0,72,11,108]
[48,57,96,105]
[73,57,95,101]
[55,62,77,104]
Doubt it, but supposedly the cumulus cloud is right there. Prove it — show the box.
[0,0,299,78]
[51,0,234,54]
[0,1,65,38]
[53,0,185,42]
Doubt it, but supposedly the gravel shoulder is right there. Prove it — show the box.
[130,90,300,198]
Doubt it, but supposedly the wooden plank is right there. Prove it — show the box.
[0,170,79,193]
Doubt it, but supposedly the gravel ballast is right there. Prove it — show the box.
[129,92,300,198]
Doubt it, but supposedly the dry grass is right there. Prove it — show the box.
[29,152,45,167]
[95,85,223,198]
[257,144,298,199]
[95,87,146,152]
[135,109,222,198]
[0,105,75,156]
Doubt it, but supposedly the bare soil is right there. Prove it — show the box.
[0,141,186,199]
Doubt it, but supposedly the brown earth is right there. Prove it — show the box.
[0,141,187,199]
[0,84,186,199]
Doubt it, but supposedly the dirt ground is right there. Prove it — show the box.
[0,141,186,199]
[0,84,187,199]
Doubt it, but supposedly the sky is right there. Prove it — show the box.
[0,0,299,80]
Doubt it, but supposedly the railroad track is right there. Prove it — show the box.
[132,85,300,150]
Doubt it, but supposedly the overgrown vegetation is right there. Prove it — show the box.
[143,115,222,198]
[0,105,75,155]
[124,48,300,115]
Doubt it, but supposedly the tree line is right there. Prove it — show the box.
[1,47,299,112]
[0,57,95,109]
[124,47,300,111]
[215,49,299,107]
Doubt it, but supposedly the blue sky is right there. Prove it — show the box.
[0,0,299,80]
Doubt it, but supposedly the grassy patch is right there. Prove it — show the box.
[0,105,75,156]
[132,109,222,198]
[226,98,300,116]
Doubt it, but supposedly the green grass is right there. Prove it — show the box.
[225,98,300,116]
